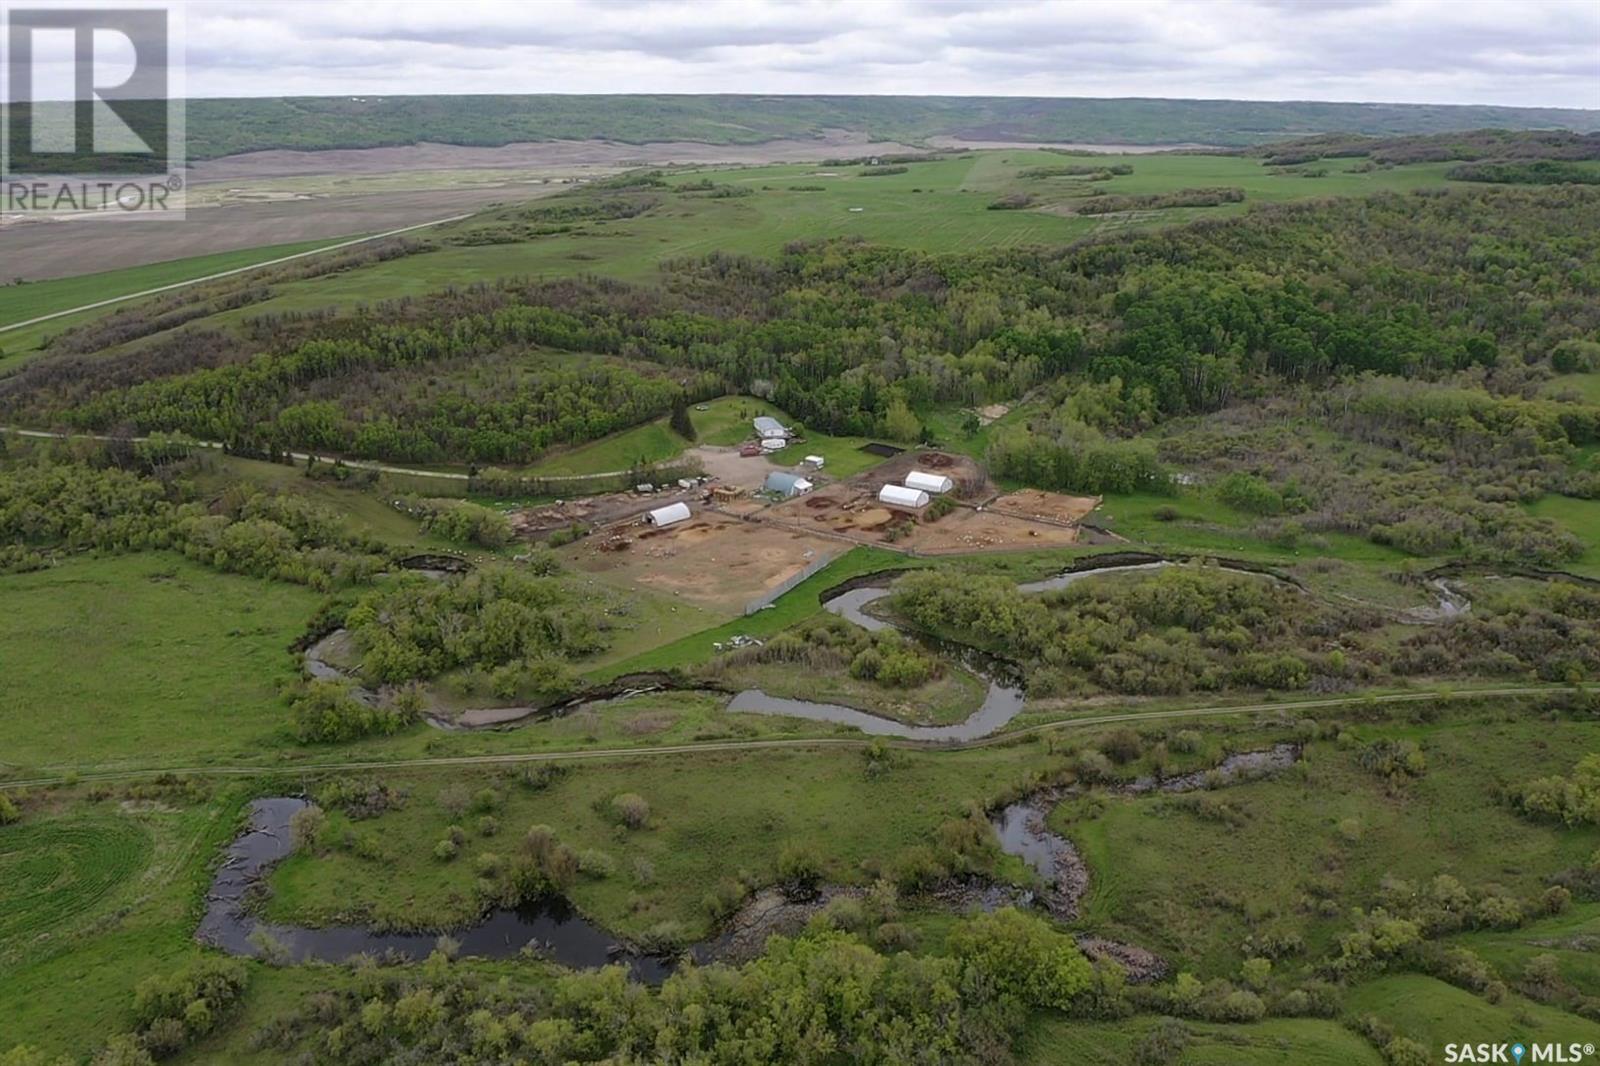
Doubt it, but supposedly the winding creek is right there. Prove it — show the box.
[198,797,676,982]
[259,558,1410,975]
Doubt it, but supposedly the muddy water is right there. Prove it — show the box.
[197,798,673,982]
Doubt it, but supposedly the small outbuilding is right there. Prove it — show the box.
[879,484,930,509]
[644,502,692,527]
[904,470,955,495]
[802,455,826,469]
[764,471,814,498]
[759,437,787,452]
[753,415,789,439]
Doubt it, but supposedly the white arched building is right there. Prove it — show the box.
[878,484,929,509]
[644,502,692,527]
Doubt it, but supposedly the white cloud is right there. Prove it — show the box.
[174,0,1600,108]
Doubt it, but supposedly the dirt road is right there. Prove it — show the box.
[0,684,1570,790]
[0,213,473,334]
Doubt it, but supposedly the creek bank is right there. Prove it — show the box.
[197,797,676,981]
[983,743,1303,979]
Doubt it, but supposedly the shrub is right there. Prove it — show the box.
[0,793,21,825]
[1169,730,1203,754]
[1101,728,1143,764]
[777,842,825,898]
[433,839,458,862]
[477,815,499,837]
[1383,1037,1432,1066]
[289,805,326,853]
[289,680,414,743]
[1133,1018,1189,1065]
[578,849,616,878]
[610,793,650,829]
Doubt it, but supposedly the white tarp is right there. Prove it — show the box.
[904,470,955,494]
[645,502,691,526]
[879,484,930,509]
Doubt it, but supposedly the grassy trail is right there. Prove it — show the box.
[1,683,1573,790]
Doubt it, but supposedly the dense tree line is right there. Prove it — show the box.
[238,909,1093,1065]
[1248,129,1600,166]
[1153,379,1596,565]
[889,565,1600,696]
[343,566,602,699]
[889,567,1355,698]
[1447,160,1600,185]
[0,443,389,587]
[4,185,1597,495]
[1074,187,1244,214]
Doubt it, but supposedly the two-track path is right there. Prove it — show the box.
[0,684,1571,790]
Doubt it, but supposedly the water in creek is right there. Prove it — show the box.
[196,798,674,983]
[725,564,1173,742]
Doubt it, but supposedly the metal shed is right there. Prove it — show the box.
[764,472,814,497]
[879,484,930,509]
[753,415,789,438]
[644,502,692,527]
[904,470,955,494]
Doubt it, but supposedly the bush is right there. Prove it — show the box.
[433,839,458,862]
[1101,728,1143,764]
[289,680,414,743]
[1133,1018,1189,1065]
[1383,1036,1432,1066]
[577,849,616,878]
[777,842,825,898]
[289,804,326,853]
[1169,730,1202,754]
[0,793,20,825]
[609,793,650,829]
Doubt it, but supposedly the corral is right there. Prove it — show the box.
[769,450,1089,553]
[988,489,1101,526]
[565,511,839,613]
[852,450,991,499]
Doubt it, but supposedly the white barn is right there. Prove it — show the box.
[644,502,691,527]
[879,484,930,509]
[904,470,955,495]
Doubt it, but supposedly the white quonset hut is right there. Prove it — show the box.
[644,502,691,527]
[753,415,789,439]
[879,484,930,509]
[904,470,955,495]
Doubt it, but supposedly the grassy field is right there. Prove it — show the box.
[0,236,348,330]
[1061,713,1600,977]
[1344,973,1600,1049]
[1526,494,1600,576]
[0,554,321,770]
[51,150,1476,347]
[264,744,1048,940]
[1020,1015,1384,1065]
[0,789,251,1061]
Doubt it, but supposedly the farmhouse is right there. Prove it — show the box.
[644,502,692,527]
[879,484,929,509]
[904,470,955,494]
[764,471,814,498]
[753,415,789,439]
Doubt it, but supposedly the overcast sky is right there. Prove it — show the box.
[168,0,1600,109]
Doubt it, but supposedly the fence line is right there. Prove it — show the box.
[744,551,837,615]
